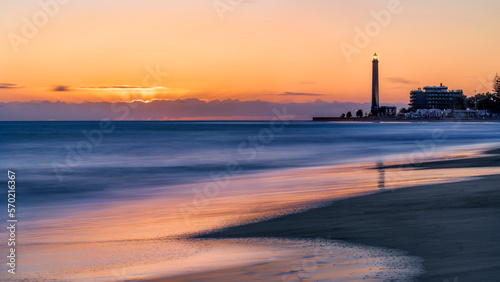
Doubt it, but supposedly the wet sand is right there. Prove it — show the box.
[196,152,500,281]
[379,147,500,170]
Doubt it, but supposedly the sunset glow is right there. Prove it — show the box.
[2,0,499,109]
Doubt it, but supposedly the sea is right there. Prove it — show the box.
[1,121,500,281]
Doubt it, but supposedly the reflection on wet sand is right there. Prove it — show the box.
[16,239,424,281]
[377,161,385,189]
[7,149,500,281]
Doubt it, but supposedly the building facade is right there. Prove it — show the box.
[410,84,464,110]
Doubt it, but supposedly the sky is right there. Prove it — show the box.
[1,0,499,119]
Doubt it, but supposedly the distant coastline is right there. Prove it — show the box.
[312,117,500,122]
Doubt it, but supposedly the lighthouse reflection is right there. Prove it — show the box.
[376,161,385,189]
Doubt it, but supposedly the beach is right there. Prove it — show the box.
[198,150,500,281]
[3,122,500,281]
[4,0,500,280]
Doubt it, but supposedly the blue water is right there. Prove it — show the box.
[1,121,500,205]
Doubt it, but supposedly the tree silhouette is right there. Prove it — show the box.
[356,109,363,118]
[346,111,352,118]
[494,73,500,96]
[467,92,500,113]
[453,96,466,110]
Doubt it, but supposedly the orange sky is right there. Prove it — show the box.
[1,0,499,104]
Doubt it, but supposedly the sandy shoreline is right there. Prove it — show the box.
[190,150,500,281]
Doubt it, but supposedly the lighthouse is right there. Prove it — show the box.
[371,53,380,115]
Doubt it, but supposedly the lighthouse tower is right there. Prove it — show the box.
[371,53,380,115]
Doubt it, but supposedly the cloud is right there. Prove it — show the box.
[52,85,70,91]
[0,99,408,121]
[386,77,419,85]
[276,92,325,97]
[0,83,22,89]
[77,85,167,91]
